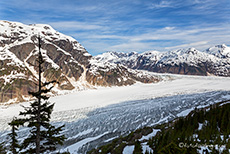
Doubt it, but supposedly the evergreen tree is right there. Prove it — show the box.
[8,117,23,154]
[133,140,143,154]
[0,142,7,154]
[144,150,153,154]
[157,142,192,154]
[19,36,65,154]
[221,109,228,133]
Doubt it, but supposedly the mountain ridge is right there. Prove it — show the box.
[0,20,160,104]
[95,44,230,77]
[1,20,230,104]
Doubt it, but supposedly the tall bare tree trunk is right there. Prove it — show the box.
[36,36,42,154]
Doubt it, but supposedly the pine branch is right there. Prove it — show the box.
[41,87,54,93]
[28,92,50,100]
[8,117,23,154]
[42,80,58,87]
[41,95,49,100]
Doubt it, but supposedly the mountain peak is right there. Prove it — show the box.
[188,47,196,51]
[29,24,53,29]
[205,44,230,58]
[185,47,199,54]
[216,44,227,48]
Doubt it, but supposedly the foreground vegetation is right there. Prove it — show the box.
[89,100,230,154]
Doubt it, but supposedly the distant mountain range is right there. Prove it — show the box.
[0,21,159,104]
[95,44,230,77]
[0,20,229,104]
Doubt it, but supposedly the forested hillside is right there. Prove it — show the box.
[89,101,230,154]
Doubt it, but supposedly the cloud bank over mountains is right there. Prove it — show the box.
[0,0,230,54]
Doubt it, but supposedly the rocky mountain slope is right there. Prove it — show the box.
[0,21,159,104]
[95,45,230,77]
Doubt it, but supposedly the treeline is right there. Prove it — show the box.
[148,102,230,154]
[89,102,230,154]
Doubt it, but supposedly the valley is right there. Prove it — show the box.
[0,74,230,153]
[1,20,230,153]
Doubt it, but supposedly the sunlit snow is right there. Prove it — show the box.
[0,74,230,153]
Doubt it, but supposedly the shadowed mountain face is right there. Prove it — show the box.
[0,21,160,104]
[95,45,230,77]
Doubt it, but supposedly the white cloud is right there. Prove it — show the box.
[76,34,129,40]
[165,41,209,50]
[193,0,214,4]
[82,24,230,53]
[163,27,175,30]
[49,21,105,31]
[149,1,174,9]
[108,42,155,52]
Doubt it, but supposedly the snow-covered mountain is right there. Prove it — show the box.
[1,20,229,104]
[95,45,230,77]
[0,20,159,104]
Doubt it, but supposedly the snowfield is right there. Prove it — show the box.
[1,74,230,153]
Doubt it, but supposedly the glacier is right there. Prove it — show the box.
[0,74,230,153]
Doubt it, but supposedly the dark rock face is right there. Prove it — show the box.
[148,61,230,77]
[148,63,208,76]
[53,39,91,66]
[44,43,84,81]
[86,63,160,87]
[0,79,37,103]
[9,43,35,60]
[86,66,136,86]
[0,57,37,103]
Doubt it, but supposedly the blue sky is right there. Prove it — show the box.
[0,0,230,55]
